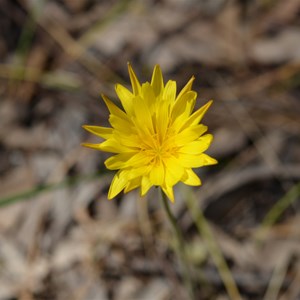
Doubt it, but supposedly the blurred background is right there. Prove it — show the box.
[0,0,300,299]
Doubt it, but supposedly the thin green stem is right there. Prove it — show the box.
[160,189,195,300]
[185,191,242,300]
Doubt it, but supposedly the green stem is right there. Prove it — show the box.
[160,189,195,300]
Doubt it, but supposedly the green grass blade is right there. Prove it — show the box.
[0,172,103,207]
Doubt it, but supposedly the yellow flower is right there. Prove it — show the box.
[82,64,217,202]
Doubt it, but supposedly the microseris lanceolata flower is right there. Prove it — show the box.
[82,64,217,202]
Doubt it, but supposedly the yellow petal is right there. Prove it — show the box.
[151,65,164,96]
[180,134,213,154]
[108,171,127,199]
[141,176,152,196]
[115,84,134,115]
[171,91,197,121]
[178,153,218,168]
[124,152,152,168]
[182,100,213,129]
[182,169,201,186]
[124,177,142,193]
[149,163,165,186]
[99,139,130,153]
[155,100,169,141]
[102,95,132,131]
[105,153,135,170]
[141,82,156,110]
[200,153,218,165]
[176,76,195,100]
[82,125,112,139]
[162,185,175,203]
[127,63,141,95]
[102,94,128,121]
[127,166,150,180]
[165,156,185,186]
[109,114,132,133]
[113,132,140,148]
[174,124,207,146]
[81,143,101,150]
[163,80,177,103]
[133,92,154,134]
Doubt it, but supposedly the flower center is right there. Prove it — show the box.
[140,131,177,166]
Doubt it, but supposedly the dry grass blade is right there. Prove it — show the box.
[263,255,289,300]
[0,63,82,90]
[185,188,243,300]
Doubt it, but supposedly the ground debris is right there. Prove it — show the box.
[0,0,300,299]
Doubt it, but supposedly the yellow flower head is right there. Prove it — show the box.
[82,64,217,202]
